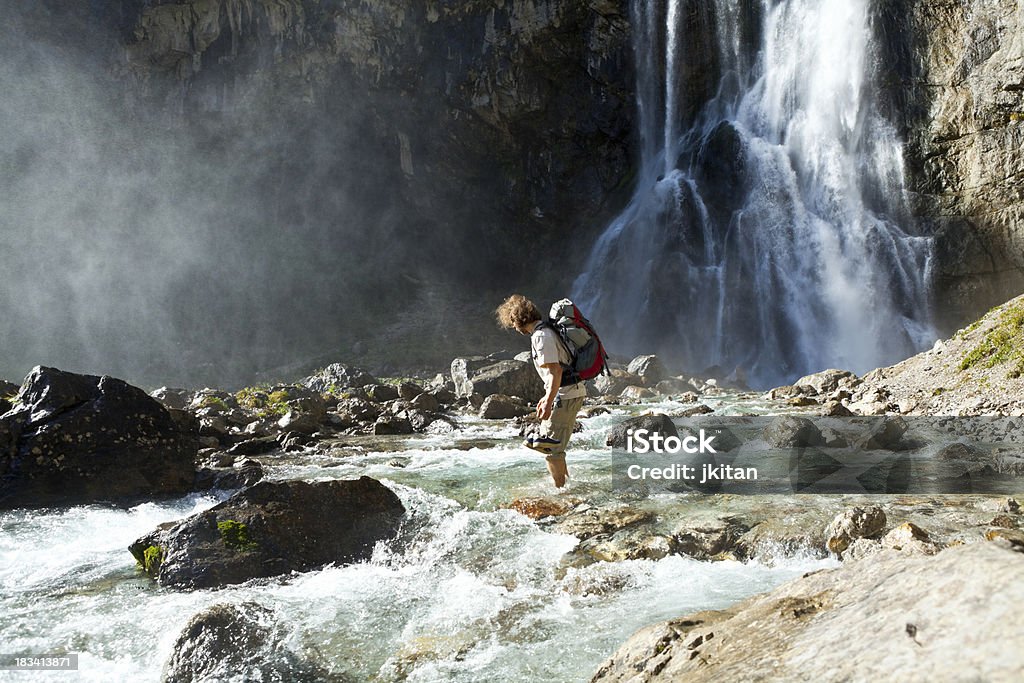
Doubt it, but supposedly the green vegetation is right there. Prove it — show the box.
[197,395,231,412]
[140,544,164,574]
[235,385,292,418]
[959,303,1024,378]
[217,519,259,552]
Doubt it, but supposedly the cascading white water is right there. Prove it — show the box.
[0,403,835,682]
[574,0,935,388]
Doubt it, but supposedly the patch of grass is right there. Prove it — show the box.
[139,544,164,574]
[217,519,259,552]
[931,387,945,396]
[197,395,230,412]
[235,385,291,418]
[959,303,1024,377]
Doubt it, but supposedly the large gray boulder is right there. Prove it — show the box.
[301,363,375,393]
[0,366,198,509]
[591,542,1024,682]
[130,478,404,589]
[453,359,544,402]
[627,355,667,385]
[793,368,859,395]
[479,394,531,419]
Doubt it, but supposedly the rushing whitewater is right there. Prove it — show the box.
[0,402,834,682]
[574,0,935,387]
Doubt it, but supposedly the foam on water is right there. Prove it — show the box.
[0,472,834,682]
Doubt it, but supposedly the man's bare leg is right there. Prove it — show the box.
[546,456,569,488]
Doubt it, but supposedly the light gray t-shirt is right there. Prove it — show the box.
[531,326,587,400]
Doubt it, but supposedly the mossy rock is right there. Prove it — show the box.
[217,519,259,552]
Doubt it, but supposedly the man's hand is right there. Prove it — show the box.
[536,397,554,420]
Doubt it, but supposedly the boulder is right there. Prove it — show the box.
[163,602,340,683]
[654,378,692,396]
[880,522,938,555]
[193,458,265,491]
[0,366,197,509]
[397,381,424,400]
[762,415,825,448]
[409,392,440,412]
[591,543,1024,682]
[365,383,400,402]
[454,360,544,401]
[276,410,321,436]
[130,478,404,588]
[856,417,909,450]
[301,363,375,393]
[627,355,667,384]
[479,394,531,419]
[189,390,239,414]
[619,385,656,401]
[150,386,190,411]
[606,414,678,448]
[821,400,853,417]
[793,369,858,395]
[430,387,457,405]
[373,416,413,435]
[672,518,750,560]
[825,506,887,554]
[763,384,802,400]
[594,374,633,397]
[335,398,381,424]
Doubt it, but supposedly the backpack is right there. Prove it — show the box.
[538,298,610,385]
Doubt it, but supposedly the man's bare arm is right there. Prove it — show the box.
[536,362,562,420]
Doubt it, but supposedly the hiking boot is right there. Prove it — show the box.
[523,435,561,455]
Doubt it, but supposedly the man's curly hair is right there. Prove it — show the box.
[495,294,541,331]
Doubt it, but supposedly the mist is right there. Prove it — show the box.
[0,1,533,389]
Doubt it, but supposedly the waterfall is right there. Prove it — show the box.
[573,0,935,388]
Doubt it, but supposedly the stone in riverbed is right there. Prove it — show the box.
[150,386,190,411]
[373,415,413,435]
[365,383,400,402]
[762,415,825,448]
[163,602,342,683]
[409,392,440,412]
[478,394,531,419]
[0,366,198,509]
[880,522,938,555]
[130,477,404,589]
[825,506,887,554]
[627,355,667,385]
[606,414,678,448]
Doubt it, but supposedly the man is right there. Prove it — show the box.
[496,294,586,488]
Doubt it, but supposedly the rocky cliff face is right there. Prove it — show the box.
[891,0,1024,331]
[117,0,634,273]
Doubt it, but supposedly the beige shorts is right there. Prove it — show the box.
[540,395,585,463]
